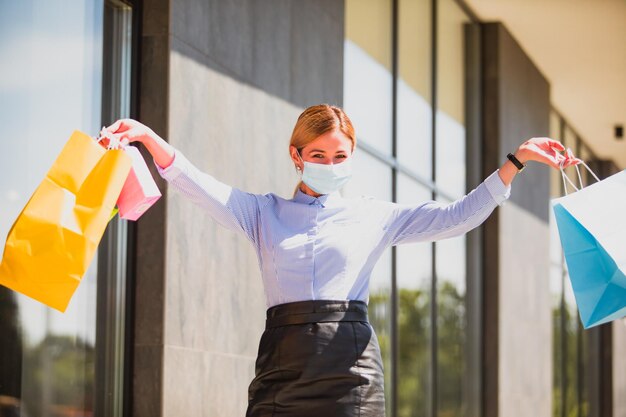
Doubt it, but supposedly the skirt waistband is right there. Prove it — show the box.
[265,299,369,329]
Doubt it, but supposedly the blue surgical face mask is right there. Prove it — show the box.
[297,152,353,195]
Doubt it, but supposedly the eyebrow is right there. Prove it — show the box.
[308,149,347,154]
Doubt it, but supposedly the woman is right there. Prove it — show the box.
[104,104,579,417]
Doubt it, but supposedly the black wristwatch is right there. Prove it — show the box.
[507,152,526,172]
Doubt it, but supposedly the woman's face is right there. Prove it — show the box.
[289,129,353,171]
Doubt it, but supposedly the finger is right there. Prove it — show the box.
[97,137,110,148]
[538,153,565,168]
[563,157,583,167]
[117,127,142,143]
[107,119,132,134]
[105,119,123,133]
[549,140,565,151]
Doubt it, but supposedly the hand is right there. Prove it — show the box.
[100,118,175,168]
[99,118,158,148]
[515,137,582,170]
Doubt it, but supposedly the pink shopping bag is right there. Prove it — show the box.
[116,146,162,220]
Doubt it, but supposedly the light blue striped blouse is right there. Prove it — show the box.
[154,149,511,309]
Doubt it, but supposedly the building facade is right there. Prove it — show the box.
[0,1,624,417]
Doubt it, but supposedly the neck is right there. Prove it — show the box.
[299,182,323,198]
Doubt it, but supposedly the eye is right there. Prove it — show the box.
[336,154,347,159]
[312,154,324,158]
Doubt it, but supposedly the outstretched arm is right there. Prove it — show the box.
[384,137,581,246]
[102,119,266,244]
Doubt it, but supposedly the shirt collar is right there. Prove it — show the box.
[292,188,343,208]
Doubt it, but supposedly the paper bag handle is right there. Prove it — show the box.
[559,153,601,196]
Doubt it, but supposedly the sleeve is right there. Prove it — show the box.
[384,169,511,246]
[153,148,268,245]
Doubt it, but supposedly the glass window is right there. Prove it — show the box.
[550,114,594,417]
[563,268,580,417]
[435,1,470,413]
[96,2,134,416]
[0,2,104,417]
[435,0,470,199]
[549,202,564,417]
[435,208,467,417]
[344,1,479,415]
[397,174,432,417]
[344,0,393,156]
[342,151,394,415]
[397,0,432,181]
[550,265,564,417]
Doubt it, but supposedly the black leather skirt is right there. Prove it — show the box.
[246,299,386,417]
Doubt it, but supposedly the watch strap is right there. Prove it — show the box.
[507,152,526,172]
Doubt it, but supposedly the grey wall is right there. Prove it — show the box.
[170,0,344,109]
[481,22,553,417]
[133,1,345,416]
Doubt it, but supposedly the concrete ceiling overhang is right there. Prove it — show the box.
[466,0,626,169]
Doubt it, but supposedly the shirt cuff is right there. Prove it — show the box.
[484,169,511,206]
[153,148,186,181]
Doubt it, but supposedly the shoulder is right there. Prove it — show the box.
[255,192,291,208]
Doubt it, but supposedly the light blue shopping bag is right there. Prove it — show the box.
[552,166,626,329]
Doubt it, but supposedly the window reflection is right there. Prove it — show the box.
[397,174,432,417]
[550,112,593,417]
[561,125,585,417]
[435,1,469,414]
[435,225,466,417]
[436,0,469,199]
[0,1,103,416]
[345,0,477,415]
[397,0,432,181]
[344,0,393,156]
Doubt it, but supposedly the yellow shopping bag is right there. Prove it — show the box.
[0,130,132,312]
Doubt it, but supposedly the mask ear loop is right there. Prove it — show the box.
[294,149,304,176]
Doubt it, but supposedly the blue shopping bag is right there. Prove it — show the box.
[551,166,626,329]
